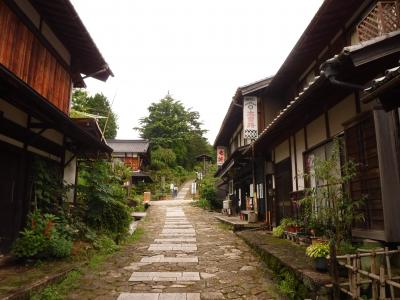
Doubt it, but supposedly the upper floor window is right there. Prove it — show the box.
[357,1,400,42]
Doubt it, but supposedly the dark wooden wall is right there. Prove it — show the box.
[0,1,71,114]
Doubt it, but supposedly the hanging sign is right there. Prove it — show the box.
[243,96,258,140]
[216,146,225,166]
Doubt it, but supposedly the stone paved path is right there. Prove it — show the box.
[68,183,277,299]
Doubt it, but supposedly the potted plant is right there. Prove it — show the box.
[272,225,285,238]
[306,242,330,272]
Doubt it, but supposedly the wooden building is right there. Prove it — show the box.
[0,0,113,252]
[215,0,400,242]
[107,139,150,180]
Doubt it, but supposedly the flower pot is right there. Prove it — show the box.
[315,257,328,272]
[311,237,324,245]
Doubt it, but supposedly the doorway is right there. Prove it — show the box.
[275,158,292,225]
[0,146,23,252]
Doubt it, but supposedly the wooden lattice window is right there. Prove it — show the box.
[357,1,400,42]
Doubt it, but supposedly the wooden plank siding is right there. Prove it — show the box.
[0,1,71,114]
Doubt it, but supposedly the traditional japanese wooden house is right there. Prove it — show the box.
[106,139,150,182]
[214,77,273,220]
[216,0,400,242]
[0,0,113,252]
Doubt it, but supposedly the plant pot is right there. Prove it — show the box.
[315,257,328,272]
[311,237,324,245]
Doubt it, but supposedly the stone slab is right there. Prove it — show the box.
[129,272,200,281]
[118,293,200,300]
[148,244,197,251]
[161,229,195,234]
[154,238,196,243]
[140,255,198,263]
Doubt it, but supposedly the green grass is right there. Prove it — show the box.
[30,270,82,300]
[29,228,145,300]
[217,222,233,231]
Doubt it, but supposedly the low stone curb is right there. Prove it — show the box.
[236,230,332,299]
[0,264,81,300]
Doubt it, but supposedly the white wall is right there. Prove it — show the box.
[14,0,40,27]
[40,129,64,146]
[290,136,296,191]
[274,139,289,163]
[0,98,28,127]
[295,129,306,190]
[306,115,326,148]
[63,150,76,202]
[328,94,357,136]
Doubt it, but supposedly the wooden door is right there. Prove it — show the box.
[0,148,22,252]
[275,158,292,224]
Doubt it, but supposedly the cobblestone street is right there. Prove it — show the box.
[68,184,277,299]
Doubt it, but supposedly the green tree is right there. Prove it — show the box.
[71,89,118,139]
[136,95,210,169]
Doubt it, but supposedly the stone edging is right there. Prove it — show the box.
[236,230,331,299]
[0,264,81,300]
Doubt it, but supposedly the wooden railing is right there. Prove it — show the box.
[333,247,400,299]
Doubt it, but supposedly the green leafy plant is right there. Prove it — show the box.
[77,161,132,241]
[272,225,285,238]
[280,218,297,229]
[195,199,210,210]
[93,235,120,254]
[306,242,330,258]
[12,210,72,259]
[48,234,73,258]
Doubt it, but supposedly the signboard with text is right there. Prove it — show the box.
[216,146,225,166]
[243,96,258,140]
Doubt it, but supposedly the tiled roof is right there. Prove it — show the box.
[106,139,149,154]
[364,66,400,94]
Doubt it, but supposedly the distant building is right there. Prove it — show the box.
[107,139,152,184]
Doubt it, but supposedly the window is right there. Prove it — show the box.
[304,139,342,213]
[357,1,400,42]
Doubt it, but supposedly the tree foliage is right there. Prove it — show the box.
[71,89,118,139]
[136,95,212,169]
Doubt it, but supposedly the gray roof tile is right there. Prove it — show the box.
[106,139,149,154]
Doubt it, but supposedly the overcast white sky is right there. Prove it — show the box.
[71,0,323,144]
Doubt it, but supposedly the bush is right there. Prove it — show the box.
[199,165,221,209]
[272,225,285,238]
[12,211,72,259]
[93,235,120,254]
[48,234,73,258]
[78,161,132,239]
[195,199,210,210]
[306,242,330,258]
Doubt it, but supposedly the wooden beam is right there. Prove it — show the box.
[0,117,63,157]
